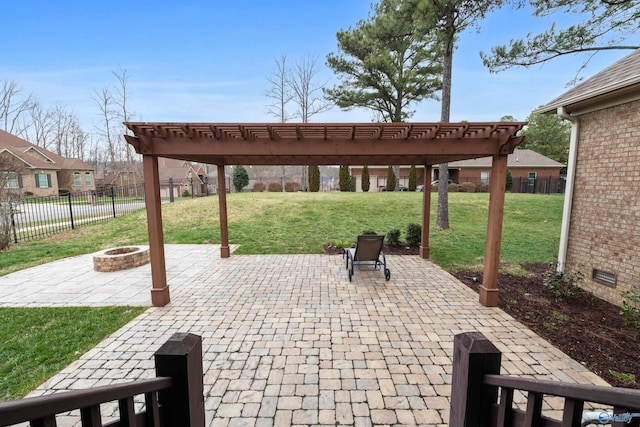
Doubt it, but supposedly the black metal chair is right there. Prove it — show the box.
[344,234,391,282]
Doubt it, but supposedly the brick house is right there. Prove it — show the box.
[350,149,563,192]
[102,166,144,197]
[157,157,209,198]
[0,129,95,196]
[537,48,640,305]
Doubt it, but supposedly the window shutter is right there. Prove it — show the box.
[35,175,40,188]
[47,174,51,187]
[18,175,23,188]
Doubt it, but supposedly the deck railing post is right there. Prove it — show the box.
[450,332,502,427]
[154,333,204,427]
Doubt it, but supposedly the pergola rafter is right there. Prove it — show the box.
[124,121,526,308]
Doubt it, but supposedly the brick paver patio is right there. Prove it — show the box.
[1,245,608,426]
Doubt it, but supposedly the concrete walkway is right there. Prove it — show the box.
[0,246,608,426]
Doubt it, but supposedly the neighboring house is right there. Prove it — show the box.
[537,48,640,306]
[157,157,209,198]
[349,166,425,192]
[103,167,144,197]
[350,149,563,192]
[446,149,564,192]
[0,129,95,197]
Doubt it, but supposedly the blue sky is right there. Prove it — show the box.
[1,0,636,133]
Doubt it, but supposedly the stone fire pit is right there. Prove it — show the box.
[93,246,150,272]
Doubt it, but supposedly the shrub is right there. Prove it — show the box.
[253,181,266,192]
[386,166,396,192]
[477,183,489,192]
[506,169,513,192]
[406,223,422,246]
[620,287,640,329]
[430,184,438,192]
[267,182,282,192]
[361,229,377,235]
[386,229,401,246]
[182,189,190,197]
[447,183,459,192]
[339,165,351,191]
[408,165,417,191]
[361,166,370,192]
[285,181,301,192]
[309,165,320,192]
[329,239,350,250]
[542,264,584,299]
[460,182,476,193]
[232,165,249,192]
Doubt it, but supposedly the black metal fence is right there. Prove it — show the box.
[511,175,566,194]
[443,176,566,195]
[5,184,147,245]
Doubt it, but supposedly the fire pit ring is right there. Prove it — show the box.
[93,246,150,272]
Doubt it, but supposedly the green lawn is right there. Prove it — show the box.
[1,191,564,276]
[0,306,146,400]
[0,191,563,399]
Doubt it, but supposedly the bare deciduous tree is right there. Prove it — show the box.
[265,55,294,123]
[266,54,332,191]
[27,100,55,150]
[93,69,139,174]
[112,68,137,165]
[0,79,33,136]
[93,86,118,166]
[289,53,332,123]
[0,151,27,250]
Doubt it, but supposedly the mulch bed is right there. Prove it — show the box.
[323,243,420,256]
[323,243,639,389]
[454,263,640,389]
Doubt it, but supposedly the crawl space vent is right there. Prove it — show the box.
[592,269,617,287]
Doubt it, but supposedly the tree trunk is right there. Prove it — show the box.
[436,35,454,230]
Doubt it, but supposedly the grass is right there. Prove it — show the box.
[0,192,563,399]
[1,192,563,275]
[0,306,146,400]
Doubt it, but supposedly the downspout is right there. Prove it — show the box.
[556,106,579,273]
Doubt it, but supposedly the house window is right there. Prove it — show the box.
[3,172,19,189]
[73,172,82,186]
[84,172,92,186]
[528,172,537,181]
[35,173,51,188]
[480,172,489,184]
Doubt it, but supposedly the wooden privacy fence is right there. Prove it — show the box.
[0,333,204,427]
[450,331,640,427]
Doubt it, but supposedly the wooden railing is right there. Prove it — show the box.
[0,332,204,427]
[450,331,640,427]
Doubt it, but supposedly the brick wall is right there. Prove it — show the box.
[566,99,640,305]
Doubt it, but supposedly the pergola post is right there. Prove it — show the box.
[420,165,432,259]
[480,154,508,307]
[142,155,170,307]
[216,165,230,258]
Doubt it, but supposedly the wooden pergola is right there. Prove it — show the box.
[124,122,525,308]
